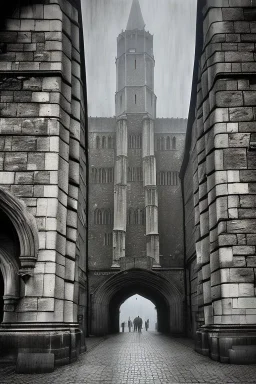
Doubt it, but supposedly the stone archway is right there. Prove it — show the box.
[90,269,184,336]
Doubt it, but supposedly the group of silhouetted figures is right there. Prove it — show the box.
[121,317,149,333]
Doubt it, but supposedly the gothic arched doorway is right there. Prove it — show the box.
[90,269,183,336]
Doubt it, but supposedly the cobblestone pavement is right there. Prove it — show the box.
[0,331,256,383]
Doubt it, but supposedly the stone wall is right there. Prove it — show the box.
[0,0,87,369]
[181,0,256,364]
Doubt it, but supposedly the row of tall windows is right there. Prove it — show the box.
[128,167,143,182]
[157,171,179,186]
[128,134,142,149]
[95,135,176,150]
[156,136,176,151]
[96,136,114,149]
[91,168,114,183]
[104,233,112,246]
[94,209,113,225]
[127,208,145,225]
[93,208,145,225]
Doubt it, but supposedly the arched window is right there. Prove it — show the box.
[167,171,171,185]
[94,209,102,225]
[156,138,160,151]
[135,94,137,104]
[141,209,145,225]
[104,233,112,246]
[96,136,100,149]
[159,171,165,186]
[108,136,112,149]
[92,168,95,183]
[134,209,139,225]
[166,136,171,150]
[102,136,106,149]
[102,169,106,183]
[137,135,142,149]
[128,167,131,181]
[128,208,134,225]
[172,136,176,150]
[160,137,165,151]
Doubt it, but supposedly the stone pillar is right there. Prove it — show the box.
[0,0,87,369]
[142,117,160,266]
[112,116,127,267]
[184,0,256,364]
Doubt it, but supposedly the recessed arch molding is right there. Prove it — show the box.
[90,268,184,336]
[0,187,39,276]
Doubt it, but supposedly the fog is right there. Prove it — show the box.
[119,295,157,331]
[82,0,197,118]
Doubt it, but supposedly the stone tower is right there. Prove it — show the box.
[88,0,186,336]
[113,0,159,268]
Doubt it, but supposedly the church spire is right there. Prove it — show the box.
[126,0,145,31]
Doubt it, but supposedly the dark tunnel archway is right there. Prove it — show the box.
[109,284,170,334]
[91,269,184,336]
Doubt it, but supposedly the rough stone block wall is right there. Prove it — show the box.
[0,0,87,360]
[182,0,256,363]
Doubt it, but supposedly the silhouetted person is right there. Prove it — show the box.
[121,322,125,332]
[137,316,143,332]
[128,317,132,332]
[145,319,149,331]
[133,317,138,332]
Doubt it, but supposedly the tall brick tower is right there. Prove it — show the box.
[88,0,186,336]
[113,0,159,268]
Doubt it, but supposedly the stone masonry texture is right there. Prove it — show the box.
[180,0,256,364]
[0,332,256,383]
[0,0,88,369]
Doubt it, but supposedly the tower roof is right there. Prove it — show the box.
[126,0,145,31]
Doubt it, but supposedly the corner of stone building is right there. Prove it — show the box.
[182,0,256,364]
[0,0,88,372]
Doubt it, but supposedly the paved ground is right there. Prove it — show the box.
[0,331,256,383]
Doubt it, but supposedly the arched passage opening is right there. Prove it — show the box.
[0,209,20,323]
[91,269,183,336]
[119,295,157,332]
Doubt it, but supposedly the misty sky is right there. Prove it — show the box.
[82,0,197,118]
[120,295,157,330]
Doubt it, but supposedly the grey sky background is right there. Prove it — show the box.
[82,0,197,118]
[120,295,157,330]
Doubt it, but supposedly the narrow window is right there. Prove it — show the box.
[166,136,171,150]
[172,136,176,150]
[108,136,112,149]
[135,94,136,104]
[160,137,165,151]
[96,136,100,149]
[135,59,136,69]
[102,136,106,149]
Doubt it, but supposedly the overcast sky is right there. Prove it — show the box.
[82,0,197,118]
[120,295,157,330]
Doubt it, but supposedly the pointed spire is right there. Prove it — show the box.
[126,0,145,31]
